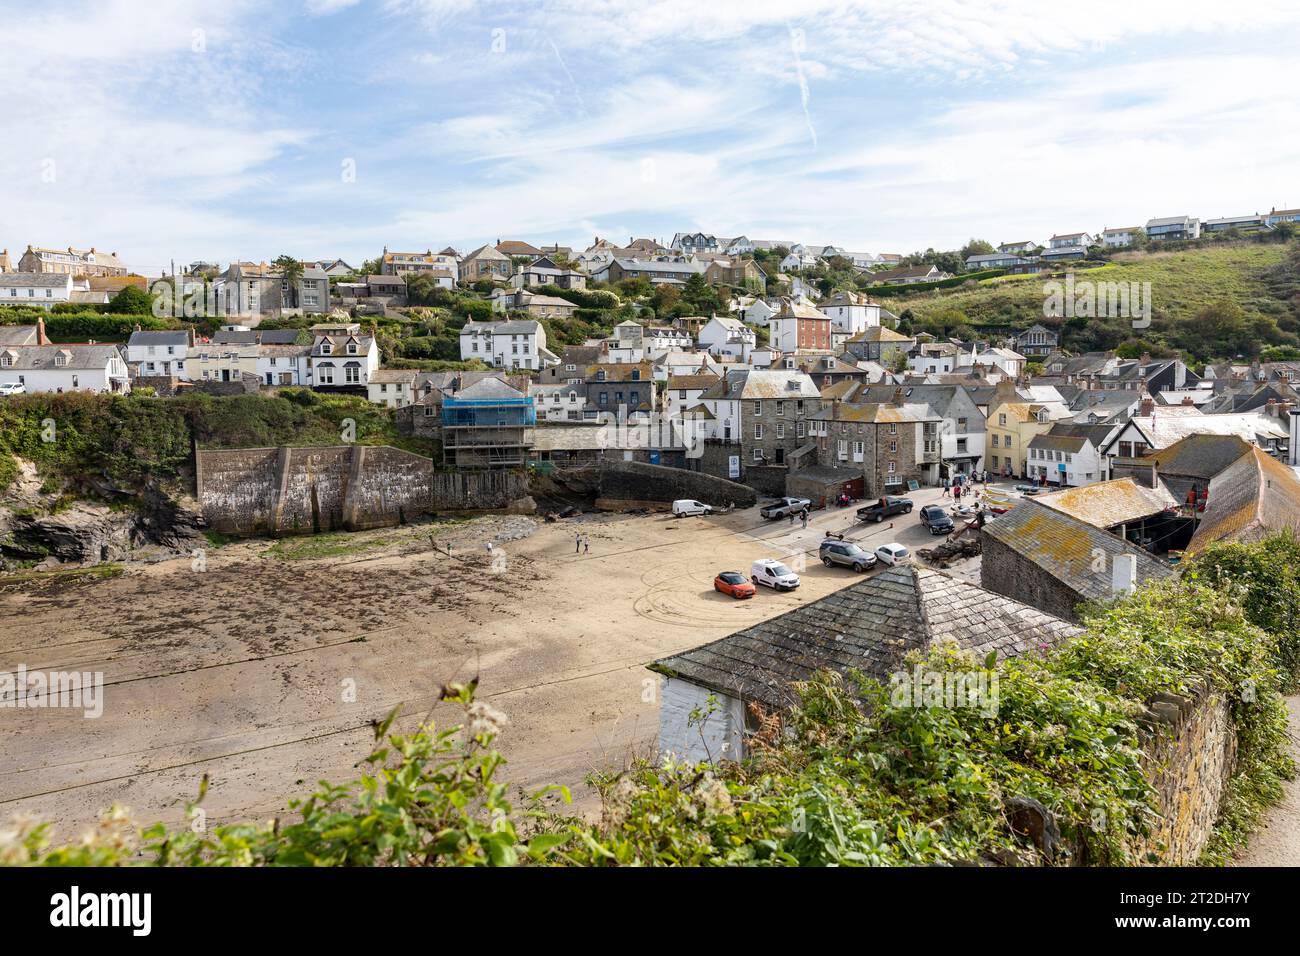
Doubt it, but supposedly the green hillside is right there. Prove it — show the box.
[890,241,1300,364]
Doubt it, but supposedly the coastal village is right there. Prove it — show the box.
[2,215,1300,868]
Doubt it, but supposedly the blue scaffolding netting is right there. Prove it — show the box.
[441,396,536,428]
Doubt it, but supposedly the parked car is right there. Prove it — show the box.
[759,496,812,520]
[819,539,877,572]
[856,496,913,523]
[713,570,755,599]
[918,504,955,535]
[672,499,713,517]
[750,558,800,590]
[0,382,25,396]
[875,542,911,566]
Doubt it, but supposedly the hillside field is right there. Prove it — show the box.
[890,241,1300,362]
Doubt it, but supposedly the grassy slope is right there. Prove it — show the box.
[890,242,1297,357]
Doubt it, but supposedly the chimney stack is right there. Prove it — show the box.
[1139,397,1155,417]
[892,386,905,406]
[1112,554,1137,596]
[36,316,48,345]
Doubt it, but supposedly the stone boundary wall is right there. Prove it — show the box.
[197,445,530,535]
[550,459,758,510]
[1131,681,1237,864]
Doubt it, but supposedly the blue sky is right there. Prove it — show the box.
[2,0,1299,275]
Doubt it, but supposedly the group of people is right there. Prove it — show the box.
[940,471,989,500]
[574,532,591,555]
[787,508,811,529]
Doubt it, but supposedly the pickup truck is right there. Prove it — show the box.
[856,496,913,523]
[759,496,812,520]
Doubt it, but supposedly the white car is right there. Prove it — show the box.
[672,499,713,518]
[751,558,800,590]
[875,543,911,566]
[0,382,25,396]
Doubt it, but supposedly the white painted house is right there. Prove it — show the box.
[696,316,756,361]
[818,291,882,335]
[0,344,129,394]
[739,298,777,327]
[1027,432,1107,486]
[367,369,419,408]
[0,272,73,308]
[126,330,195,380]
[459,319,550,371]
[310,322,380,388]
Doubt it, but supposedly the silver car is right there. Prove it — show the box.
[819,540,877,572]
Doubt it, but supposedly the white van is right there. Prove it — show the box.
[672,499,713,518]
[751,558,800,590]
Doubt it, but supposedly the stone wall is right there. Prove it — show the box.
[1131,682,1237,865]
[197,445,531,534]
[980,532,1087,622]
[550,459,757,510]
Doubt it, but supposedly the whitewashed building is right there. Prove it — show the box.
[367,369,419,408]
[460,319,550,371]
[697,316,756,361]
[0,344,129,394]
[0,272,73,308]
[126,330,194,379]
[819,290,882,335]
[311,322,380,388]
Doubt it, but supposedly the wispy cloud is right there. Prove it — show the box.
[2,0,1300,272]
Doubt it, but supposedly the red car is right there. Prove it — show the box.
[714,571,756,599]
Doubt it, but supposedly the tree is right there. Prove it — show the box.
[273,255,304,309]
[106,285,153,314]
[680,272,723,314]
[958,238,995,264]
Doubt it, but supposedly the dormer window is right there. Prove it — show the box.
[0,352,13,367]
[631,369,640,380]
[54,352,69,367]
[347,342,358,355]
[321,342,333,355]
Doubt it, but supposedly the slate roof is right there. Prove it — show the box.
[211,329,259,345]
[0,344,123,370]
[0,326,39,346]
[127,330,190,347]
[982,499,1176,602]
[649,565,1081,710]
[0,272,70,288]
[1036,478,1177,529]
[462,319,543,335]
[1146,434,1253,479]
[667,373,722,390]
[258,329,306,345]
[848,326,914,343]
[1186,447,1300,554]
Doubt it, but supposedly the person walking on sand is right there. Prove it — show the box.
[575,532,582,554]
[583,535,590,554]
[486,541,493,554]
[801,510,808,529]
